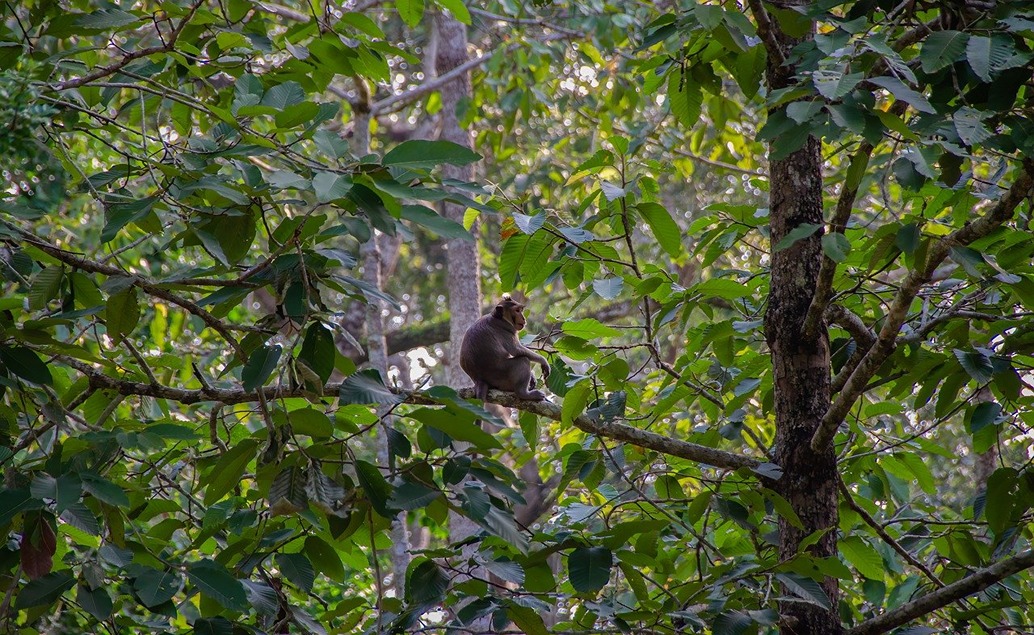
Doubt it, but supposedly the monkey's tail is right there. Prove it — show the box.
[474,381,489,428]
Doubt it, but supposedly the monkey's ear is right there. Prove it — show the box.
[492,303,506,319]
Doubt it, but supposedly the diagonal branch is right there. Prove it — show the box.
[56,356,762,471]
[14,230,246,361]
[52,0,204,92]
[846,549,1034,635]
[811,161,1034,451]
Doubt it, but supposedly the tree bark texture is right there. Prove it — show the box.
[756,3,842,633]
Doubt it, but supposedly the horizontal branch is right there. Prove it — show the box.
[811,162,1034,451]
[846,549,1034,635]
[57,357,760,470]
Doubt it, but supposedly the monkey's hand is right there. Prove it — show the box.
[540,360,550,379]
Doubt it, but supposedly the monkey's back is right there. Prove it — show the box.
[459,315,521,383]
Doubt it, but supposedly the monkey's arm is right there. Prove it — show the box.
[508,342,550,377]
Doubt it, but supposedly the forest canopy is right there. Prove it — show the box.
[3,1,1034,634]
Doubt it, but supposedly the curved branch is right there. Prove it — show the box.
[56,356,761,470]
[846,549,1034,635]
[811,162,1034,451]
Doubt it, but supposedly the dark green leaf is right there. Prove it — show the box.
[299,322,335,384]
[921,31,969,73]
[203,439,258,505]
[400,205,473,241]
[820,233,851,263]
[406,559,449,604]
[896,224,920,254]
[77,583,112,620]
[954,348,994,383]
[355,459,394,517]
[339,369,404,405]
[241,345,282,392]
[261,82,306,109]
[134,567,182,608]
[774,573,831,610]
[15,571,75,609]
[568,547,612,593]
[667,71,702,128]
[106,286,140,345]
[187,560,248,611]
[382,140,481,169]
[773,223,822,252]
[868,77,935,114]
[275,553,315,592]
[0,346,53,385]
[968,401,1002,433]
[194,617,234,635]
[635,202,682,257]
[304,536,344,583]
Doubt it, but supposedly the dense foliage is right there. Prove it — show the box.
[3,1,1034,634]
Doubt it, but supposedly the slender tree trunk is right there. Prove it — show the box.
[756,4,843,634]
[352,79,411,601]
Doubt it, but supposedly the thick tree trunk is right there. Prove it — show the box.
[756,3,843,634]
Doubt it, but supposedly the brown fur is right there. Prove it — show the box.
[460,295,550,401]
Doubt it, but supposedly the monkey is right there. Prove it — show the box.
[460,294,551,403]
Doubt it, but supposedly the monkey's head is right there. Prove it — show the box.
[492,294,527,331]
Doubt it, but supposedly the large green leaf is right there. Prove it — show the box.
[339,369,405,405]
[203,439,258,504]
[355,459,394,518]
[241,344,282,392]
[408,407,502,450]
[568,546,612,593]
[667,70,702,128]
[635,202,682,257]
[187,560,248,611]
[400,205,474,241]
[0,345,53,385]
[275,553,315,593]
[134,567,182,608]
[920,31,969,73]
[406,559,449,604]
[304,536,344,583]
[382,140,481,169]
[15,571,75,609]
[106,286,140,345]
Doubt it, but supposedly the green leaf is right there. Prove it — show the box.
[896,224,920,254]
[434,0,470,23]
[28,266,64,311]
[275,553,315,592]
[261,82,306,109]
[275,102,320,128]
[75,8,139,29]
[954,348,994,383]
[194,617,234,635]
[396,0,424,27]
[0,345,53,385]
[0,488,42,526]
[400,205,473,241]
[382,140,481,169]
[820,233,851,263]
[635,202,682,257]
[299,322,335,384]
[409,407,502,450]
[568,546,612,593]
[953,107,992,146]
[773,223,822,252]
[134,567,182,608]
[312,172,352,203]
[592,277,624,300]
[562,381,591,425]
[667,71,702,129]
[695,278,752,300]
[106,286,140,345]
[77,583,112,620]
[921,31,969,73]
[15,571,75,609]
[985,467,1017,535]
[562,318,621,339]
[304,536,344,583]
[966,35,1013,82]
[406,559,449,604]
[355,459,394,517]
[241,345,282,392]
[339,369,405,405]
[774,573,831,610]
[813,69,863,100]
[840,537,885,580]
[288,408,333,437]
[868,76,935,114]
[762,488,803,530]
[203,439,258,505]
[187,560,248,611]
[968,401,1002,433]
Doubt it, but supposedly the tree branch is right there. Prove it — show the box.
[846,549,1034,635]
[51,0,204,92]
[744,0,786,67]
[370,49,507,116]
[811,161,1034,451]
[55,356,761,471]
[826,304,876,394]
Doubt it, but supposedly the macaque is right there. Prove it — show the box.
[460,295,550,402]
